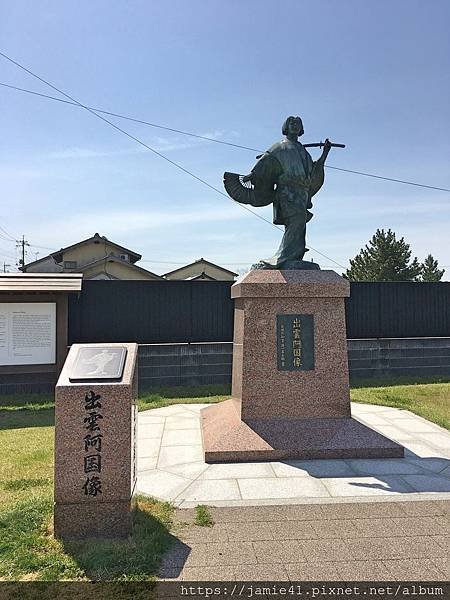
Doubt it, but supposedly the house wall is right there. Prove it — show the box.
[62,240,131,268]
[166,262,236,281]
[83,260,160,280]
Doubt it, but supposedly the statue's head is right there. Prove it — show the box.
[282,116,304,137]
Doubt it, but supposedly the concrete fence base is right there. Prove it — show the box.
[2,338,450,395]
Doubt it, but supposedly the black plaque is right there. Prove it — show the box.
[70,346,127,382]
[277,314,314,371]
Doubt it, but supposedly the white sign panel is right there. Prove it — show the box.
[0,302,56,366]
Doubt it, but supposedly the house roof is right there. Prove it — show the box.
[81,253,163,279]
[186,272,218,281]
[51,233,142,264]
[0,273,82,292]
[163,258,238,278]
[20,255,59,271]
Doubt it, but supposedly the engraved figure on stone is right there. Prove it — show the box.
[224,116,343,270]
[82,349,116,376]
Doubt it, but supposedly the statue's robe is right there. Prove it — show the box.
[249,139,326,266]
[250,138,325,225]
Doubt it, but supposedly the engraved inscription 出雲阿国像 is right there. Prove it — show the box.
[276,314,314,371]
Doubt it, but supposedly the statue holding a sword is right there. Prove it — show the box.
[224,115,345,269]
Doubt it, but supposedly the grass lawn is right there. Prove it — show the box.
[137,378,450,430]
[0,376,448,581]
[350,376,450,430]
[351,383,450,429]
[137,384,230,412]
[0,400,174,581]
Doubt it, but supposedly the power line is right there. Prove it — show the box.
[29,243,58,251]
[0,81,262,152]
[0,53,346,269]
[0,225,16,241]
[0,53,284,235]
[324,165,450,192]
[0,247,16,259]
[0,233,14,243]
[141,259,263,266]
[6,57,393,269]
[140,258,347,269]
[2,80,450,194]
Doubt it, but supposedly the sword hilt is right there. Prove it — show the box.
[303,141,346,148]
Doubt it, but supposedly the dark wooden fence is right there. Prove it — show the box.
[68,280,450,344]
[347,282,450,338]
[68,280,234,344]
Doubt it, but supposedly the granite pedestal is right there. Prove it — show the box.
[201,270,403,462]
[54,342,138,539]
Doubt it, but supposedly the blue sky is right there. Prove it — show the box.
[1,0,449,275]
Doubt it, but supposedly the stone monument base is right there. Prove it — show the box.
[54,342,138,540]
[200,270,403,464]
[201,399,403,462]
[54,499,135,540]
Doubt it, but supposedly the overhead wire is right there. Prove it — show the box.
[0,233,14,243]
[0,247,16,258]
[0,52,347,269]
[0,81,264,152]
[0,53,285,235]
[0,225,16,241]
[29,244,58,251]
[2,81,450,194]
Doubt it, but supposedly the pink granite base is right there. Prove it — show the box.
[231,271,352,421]
[54,343,138,539]
[201,271,404,463]
[201,399,404,462]
[54,499,135,539]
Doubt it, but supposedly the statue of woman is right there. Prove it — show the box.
[224,116,332,269]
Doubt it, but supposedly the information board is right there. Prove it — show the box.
[0,302,56,365]
[277,314,314,371]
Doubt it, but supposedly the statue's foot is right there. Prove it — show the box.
[251,260,276,270]
[279,259,320,270]
[251,259,320,271]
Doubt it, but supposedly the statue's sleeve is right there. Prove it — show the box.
[309,160,325,198]
[249,152,282,207]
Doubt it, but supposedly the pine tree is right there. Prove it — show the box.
[419,254,445,282]
[345,229,422,282]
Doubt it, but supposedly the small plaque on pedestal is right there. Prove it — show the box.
[69,346,127,382]
[277,314,314,371]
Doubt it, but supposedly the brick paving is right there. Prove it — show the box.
[159,499,450,581]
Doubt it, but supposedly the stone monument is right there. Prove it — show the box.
[201,116,403,462]
[54,342,138,538]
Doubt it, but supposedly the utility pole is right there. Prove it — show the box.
[3,262,11,273]
[16,235,30,268]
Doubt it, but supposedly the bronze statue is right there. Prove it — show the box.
[224,116,344,269]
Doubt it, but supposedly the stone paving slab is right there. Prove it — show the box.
[158,499,450,581]
[137,402,450,507]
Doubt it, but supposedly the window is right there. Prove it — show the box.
[63,260,77,270]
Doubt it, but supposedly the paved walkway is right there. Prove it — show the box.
[137,402,450,506]
[159,499,450,580]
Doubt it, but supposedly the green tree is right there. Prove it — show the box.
[419,254,445,282]
[345,228,422,281]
